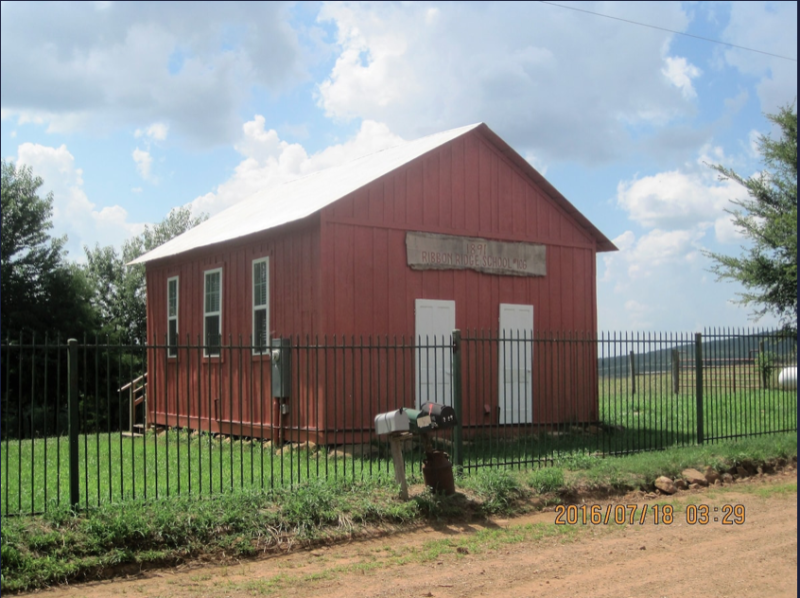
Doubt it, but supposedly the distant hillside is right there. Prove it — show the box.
[598,333,796,377]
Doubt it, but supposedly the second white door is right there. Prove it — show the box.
[498,303,533,424]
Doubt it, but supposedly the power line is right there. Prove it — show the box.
[538,1,797,62]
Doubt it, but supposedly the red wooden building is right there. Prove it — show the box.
[132,123,616,444]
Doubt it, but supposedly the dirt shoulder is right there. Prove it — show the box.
[26,470,797,598]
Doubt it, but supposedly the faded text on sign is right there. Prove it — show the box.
[406,232,546,277]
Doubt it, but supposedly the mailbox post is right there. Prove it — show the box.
[374,409,411,500]
[375,402,457,499]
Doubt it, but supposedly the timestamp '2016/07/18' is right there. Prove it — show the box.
[554,504,746,526]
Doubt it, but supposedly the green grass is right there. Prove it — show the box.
[0,477,420,593]
[1,381,796,516]
[1,434,795,594]
[558,432,798,492]
[461,383,796,466]
[0,429,413,516]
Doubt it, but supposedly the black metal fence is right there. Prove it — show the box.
[1,328,796,515]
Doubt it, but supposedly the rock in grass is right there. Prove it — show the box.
[654,476,677,494]
[681,468,708,486]
[704,466,720,485]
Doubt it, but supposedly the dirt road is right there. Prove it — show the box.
[30,471,797,598]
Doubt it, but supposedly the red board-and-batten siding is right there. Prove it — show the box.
[146,128,601,442]
[145,218,322,437]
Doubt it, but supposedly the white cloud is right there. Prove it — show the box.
[662,56,701,99]
[190,116,405,216]
[316,1,696,165]
[132,147,154,181]
[721,2,798,113]
[135,122,169,141]
[603,228,706,287]
[14,143,144,259]
[598,132,780,330]
[713,213,744,244]
[0,3,303,145]
[616,153,750,231]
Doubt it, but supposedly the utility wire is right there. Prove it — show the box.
[538,1,797,62]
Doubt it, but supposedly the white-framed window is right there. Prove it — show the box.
[167,276,179,357]
[252,257,269,353]
[203,268,222,356]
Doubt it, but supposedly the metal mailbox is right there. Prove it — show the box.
[374,409,411,435]
[374,402,458,500]
[405,402,457,433]
[420,402,457,428]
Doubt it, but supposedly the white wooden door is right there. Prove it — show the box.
[498,304,533,424]
[415,299,455,408]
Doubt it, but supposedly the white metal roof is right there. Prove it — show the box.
[130,123,483,264]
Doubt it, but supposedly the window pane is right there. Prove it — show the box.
[205,314,220,355]
[253,261,267,307]
[168,319,178,357]
[254,308,267,350]
[168,279,177,317]
[205,272,220,313]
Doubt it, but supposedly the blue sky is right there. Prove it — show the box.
[1,1,796,331]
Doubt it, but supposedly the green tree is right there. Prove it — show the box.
[1,160,98,339]
[84,206,207,344]
[705,104,797,330]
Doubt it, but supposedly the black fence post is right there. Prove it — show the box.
[695,332,704,445]
[67,338,80,508]
[452,329,463,472]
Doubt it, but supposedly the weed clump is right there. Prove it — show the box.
[459,469,528,514]
[528,467,564,494]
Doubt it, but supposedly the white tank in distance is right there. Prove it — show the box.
[778,366,796,390]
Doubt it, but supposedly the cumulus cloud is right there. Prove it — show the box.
[598,225,740,330]
[316,1,696,165]
[14,143,144,259]
[0,2,303,145]
[135,123,169,141]
[190,116,405,216]
[132,148,154,181]
[616,147,751,231]
[721,2,797,113]
[662,56,702,99]
[602,228,706,285]
[598,133,776,330]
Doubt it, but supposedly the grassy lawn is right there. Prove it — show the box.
[2,380,796,516]
[1,430,413,516]
[461,383,796,467]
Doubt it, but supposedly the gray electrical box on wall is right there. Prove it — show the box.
[270,337,291,398]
